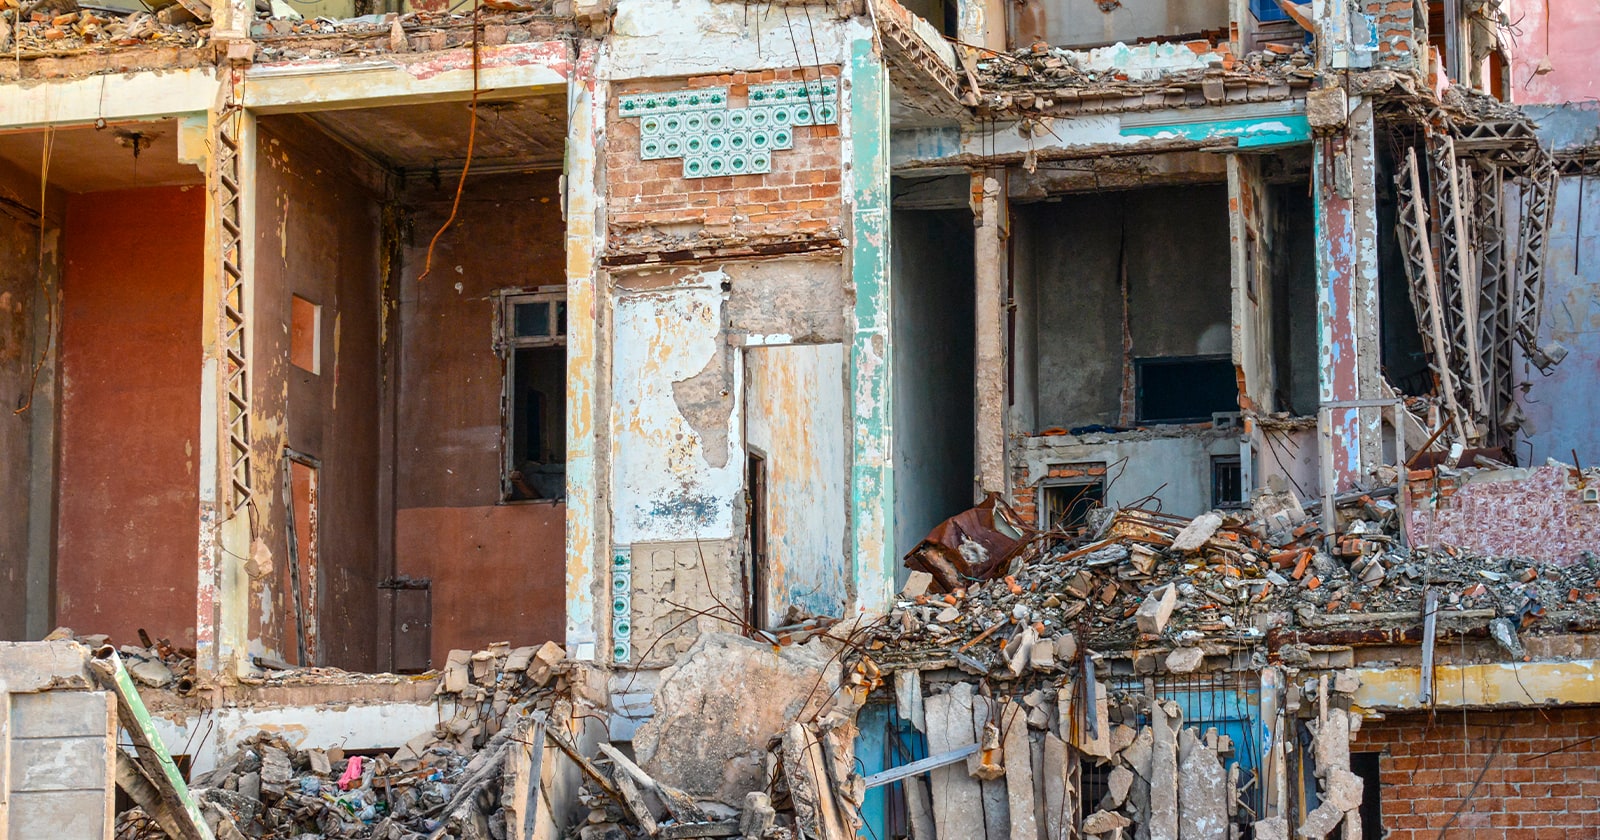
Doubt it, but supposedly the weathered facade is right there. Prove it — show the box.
[2,0,1600,836]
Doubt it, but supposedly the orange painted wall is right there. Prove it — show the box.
[56,185,204,646]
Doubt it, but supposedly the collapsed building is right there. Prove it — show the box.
[3,0,1600,835]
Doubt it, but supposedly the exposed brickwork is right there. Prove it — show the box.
[1009,457,1108,529]
[1354,707,1600,840]
[606,67,844,256]
[1365,0,1420,68]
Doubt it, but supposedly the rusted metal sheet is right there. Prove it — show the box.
[904,493,1031,592]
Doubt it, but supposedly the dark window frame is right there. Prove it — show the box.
[495,287,567,503]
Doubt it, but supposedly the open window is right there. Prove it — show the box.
[497,289,567,502]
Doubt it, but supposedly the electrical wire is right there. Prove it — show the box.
[417,0,482,283]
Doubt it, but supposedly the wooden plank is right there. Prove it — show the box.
[89,652,213,840]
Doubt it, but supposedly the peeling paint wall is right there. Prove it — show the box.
[745,342,849,622]
[56,186,204,647]
[1507,0,1600,104]
[253,117,384,669]
[1013,429,1238,520]
[397,172,569,667]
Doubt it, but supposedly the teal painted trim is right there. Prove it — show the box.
[1120,114,1312,149]
[849,37,895,612]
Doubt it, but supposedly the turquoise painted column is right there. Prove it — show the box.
[849,36,895,614]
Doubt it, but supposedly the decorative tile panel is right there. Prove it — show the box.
[611,545,632,663]
[619,79,840,179]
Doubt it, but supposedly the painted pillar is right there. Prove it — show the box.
[1313,97,1384,493]
[848,37,895,614]
[973,173,1007,495]
[197,71,257,679]
[564,44,606,662]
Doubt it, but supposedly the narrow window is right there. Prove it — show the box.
[290,294,321,374]
[498,291,567,502]
[1211,455,1243,510]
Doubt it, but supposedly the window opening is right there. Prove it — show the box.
[1041,479,1105,532]
[498,290,566,502]
[1211,455,1243,510]
[290,294,321,374]
[1135,355,1237,424]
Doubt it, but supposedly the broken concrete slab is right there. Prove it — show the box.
[1171,511,1224,552]
[1311,711,1350,779]
[1149,703,1180,840]
[1030,637,1056,672]
[902,570,935,598]
[1136,584,1178,635]
[1083,809,1132,835]
[925,683,985,840]
[1321,768,1364,813]
[1177,728,1228,840]
[1297,801,1344,839]
[1105,765,1134,808]
[1165,646,1205,674]
[895,669,926,733]
[1253,816,1288,840]
[1042,731,1070,840]
[633,633,839,804]
[1007,624,1039,678]
[1001,701,1037,840]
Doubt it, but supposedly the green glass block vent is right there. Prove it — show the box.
[621,80,839,179]
[611,547,632,663]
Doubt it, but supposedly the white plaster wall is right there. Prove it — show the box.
[606,0,873,79]
[610,283,743,544]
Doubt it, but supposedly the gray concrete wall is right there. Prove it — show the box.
[1,642,113,840]
[1014,428,1238,518]
[891,208,976,565]
[1023,185,1233,430]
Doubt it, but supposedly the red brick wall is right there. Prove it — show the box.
[1354,707,1600,839]
[606,67,844,255]
[1367,0,1419,68]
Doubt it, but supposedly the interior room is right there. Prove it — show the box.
[251,89,571,671]
[0,119,207,649]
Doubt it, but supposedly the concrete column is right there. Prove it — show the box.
[848,37,895,615]
[564,45,606,662]
[973,173,1007,495]
[1313,97,1384,494]
[196,95,256,680]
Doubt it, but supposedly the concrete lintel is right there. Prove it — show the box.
[891,101,1309,169]
[243,41,571,113]
[1349,658,1600,711]
[0,68,216,130]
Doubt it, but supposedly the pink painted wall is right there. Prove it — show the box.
[1405,465,1600,564]
[1508,0,1600,104]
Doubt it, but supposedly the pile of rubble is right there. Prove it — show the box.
[113,640,571,840]
[0,2,207,55]
[969,38,1314,115]
[249,9,565,62]
[43,626,200,693]
[881,483,1600,676]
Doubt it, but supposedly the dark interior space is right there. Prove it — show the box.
[1375,144,1430,395]
[891,203,976,565]
[1018,183,1235,431]
[1268,180,1320,416]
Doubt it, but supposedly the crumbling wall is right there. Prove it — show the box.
[56,186,202,647]
[1516,112,1600,466]
[1010,428,1237,524]
[1405,465,1600,564]
[254,117,383,669]
[1007,0,1228,51]
[1353,706,1600,838]
[396,172,569,667]
[1508,0,1600,103]
[611,257,848,654]
[891,207,976,562]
